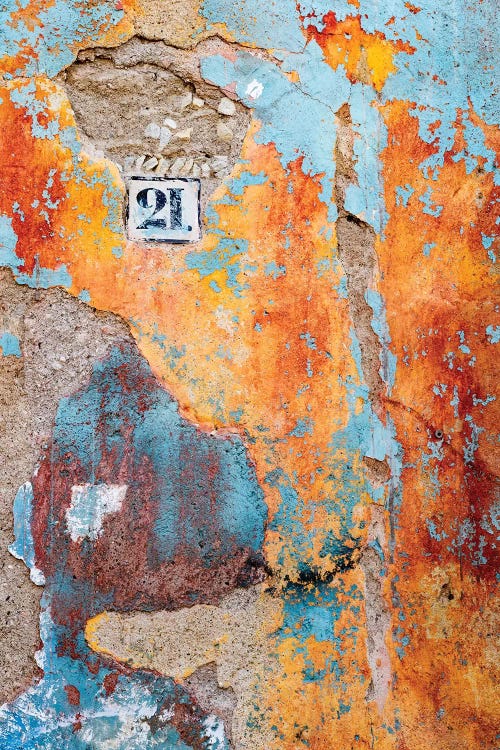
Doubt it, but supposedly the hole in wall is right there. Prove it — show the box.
[56,37,253,207]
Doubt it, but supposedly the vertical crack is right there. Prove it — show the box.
[335,103,385,407]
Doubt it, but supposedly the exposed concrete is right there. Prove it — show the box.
[58,37,252,205]
[0,270,132,703]
[335,103,385,408]
[183,665,237,746]
[360,505,392,715]
[132,0,205,47]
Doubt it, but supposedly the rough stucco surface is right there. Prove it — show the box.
[58,37,253,202]
[0,0,498,749]
[0,270,132,703]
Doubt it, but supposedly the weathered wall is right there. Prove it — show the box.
[0,1,498,748]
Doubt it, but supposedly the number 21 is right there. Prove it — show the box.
[136,187,191,231]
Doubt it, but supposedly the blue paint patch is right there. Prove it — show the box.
[0,331,21,357]
[289,418,314,437]
[15,262,72,289]
[485,325,500,344]
[9,482,44,585]
[186,238,250,297]
[426,518,448,542]
[302,0,498,182]
[1,211,72,290]
[201,47,342,222]
[419,187,443,217]
[55,343,267,563]
[345,83,388,233]
[365,289,397,394]
[201,0,304,52]
[1,343,262,749]
[201,30,391,232]
[395,184,414,207]
[274,579,364,687]
[9,81,60,139]
[300,332,317,350]
[1,0,128,78]
[0,214,22,269]
[0,598,217,750]
[265,261,286,279]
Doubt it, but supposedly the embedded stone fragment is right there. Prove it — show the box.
[218,97,236,116]
[216,123,234,142]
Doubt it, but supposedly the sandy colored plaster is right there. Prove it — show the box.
[132,0,206,47]
[86,583,280,749]
[58,37,252,207]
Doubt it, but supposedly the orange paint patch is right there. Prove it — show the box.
[307,12,414,91]
[376,100,499,749]
[0,78,125,282]
[0,79,371,580]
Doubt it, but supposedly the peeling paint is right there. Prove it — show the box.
[0,0,498,747]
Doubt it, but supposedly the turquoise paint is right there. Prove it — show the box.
[200,11,390,230]
[335,275,348,299]
[201,49,340,222]
[485,325,500,344]
[9,81,60,139]
[15,262,72,289]
[186,238,250,297]
[0,214,22,269]
[275,579,364,688]
[481,234,494,250]
[0,331,21,357]
[54,345,267,562]
[8,482,42,582]
[463,415,484,465]
[395,185,414,207]
[472,394,496,407]
[1,0,127,78]
[0,215,70,289]
[0,0,496,742]
[2,343,263,748]
[0,597,203,750]
[226,170,268,196]
[264,261,286,279]
[289,418,314,437]
[201,0,304,52]
[452,112,497,177]
[346,83,388,233]
[203,0,498,222]
[426,519,448,542]
[12,201,25,221]
[300,332,317,350]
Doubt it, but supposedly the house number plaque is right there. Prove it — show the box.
[126,176,201,243]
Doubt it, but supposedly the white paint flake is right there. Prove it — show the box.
[203,714,226,748]
[66,484,127,542]
[245,79,264,100]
